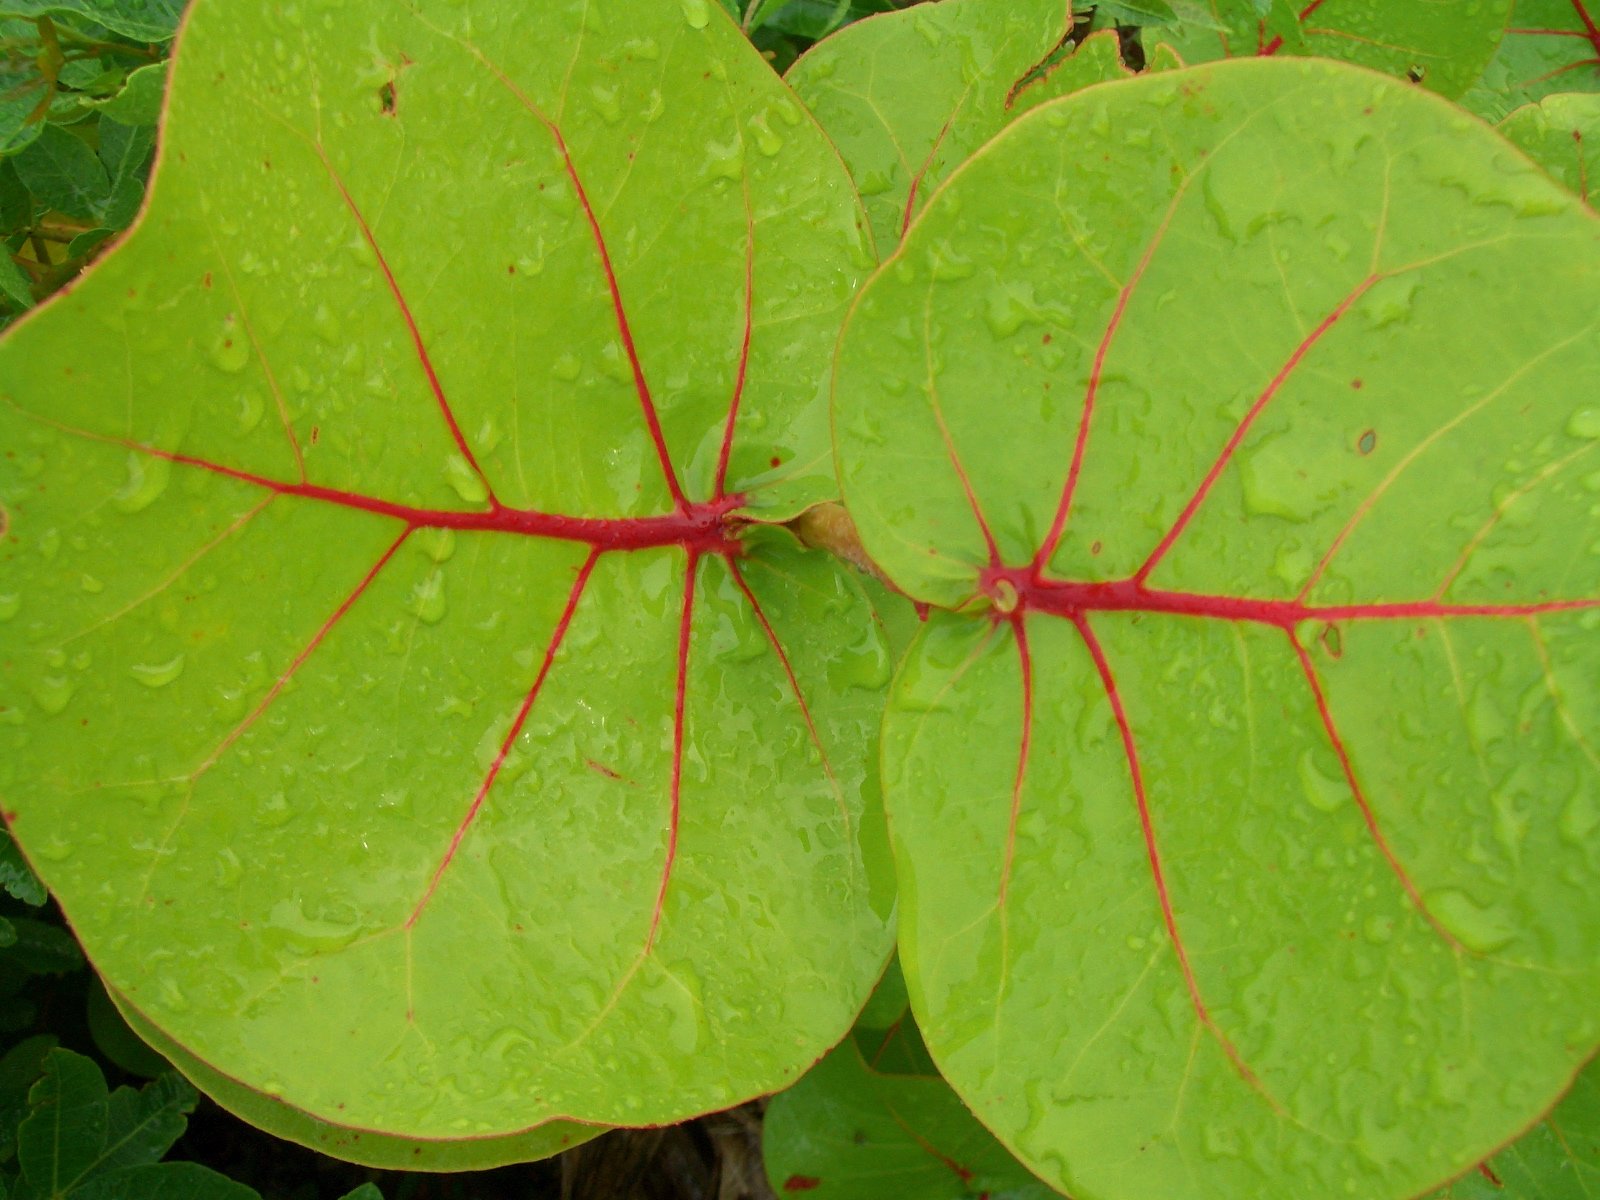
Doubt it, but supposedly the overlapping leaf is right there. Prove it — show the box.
[1144,0,1513,97]
[1463,0,1600,120]
[0,0,896,1148]
[835,59,1600,1200]
[1502,92,1600,206]
[1428,1058,1600,1198]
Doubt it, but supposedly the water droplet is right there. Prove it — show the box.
[1567,408,1600,440]
[679,0,709,29]
[1298,748,1347,813]
[552,353,581,381]
[210,315,252,373]
[114,453,171,514]
[417,528,457,563]
[130,655,186,689]
[1559,788,1598,845]
[255,792,296,828]
[1425,888,1516,953]
[748,114,783,157]
[0,594,19,622]
[444,456,489,504]
[30,676,74,716]
[411,571,448,625]
[590,84,622,125]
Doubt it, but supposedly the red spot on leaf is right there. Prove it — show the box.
[1479,1162,1504,1186]
[1350,377,1364,389]
[783,1177,821,1192]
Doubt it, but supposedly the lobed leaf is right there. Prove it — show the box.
[0,0,895,1147]
[835,58,1600,1200]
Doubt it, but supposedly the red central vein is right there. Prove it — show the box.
[1075,614,1283,1111]
[1035,175,1193,572]
[714,180,757,501]
[1573,0,1600,54]
[640,556,699,956]
[997,615,1034,911]
[1263,0,1329,55]
[407,550,600,929]
[24,418,740,554]
[471,61,688,511]
[196,530,410,777]
[316,149,496,505]
[902,110,959,240]
[1134,275,1377,586]
[1290,634,1466,953]
[984,571,1600,627]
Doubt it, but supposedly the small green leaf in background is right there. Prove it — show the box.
[0,61,47,158]
[335,1186,384,1200]
[1501,92,1600,209]
[1427,1058,1599,1197]
[0,837,41,907]
[1142,0,1513,98]
[11,126,109,223]
[17,1050,108,1197]
[0,1037,56,1165]
[93,117,152,229]
[2,920,83,977]
[764,1036,1055,1199]
[84,981,170,1080]
[1462,0,1600,120]
[0,1,183,42]
[787,0,1079,254]
[78,64,168,127]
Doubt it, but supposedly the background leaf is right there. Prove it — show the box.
[0,1,183,42]
[1462,0,1600,120]
[1501,92,1600,208]
[835,58,1600,1200]
[10,126,109,223]
[1142,0,1513,97]
[17,1050,108,1197]
[764,1037,1055,1199]
[0,0,894,1148]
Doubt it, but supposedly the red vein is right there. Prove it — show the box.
[10,411,740,554]
[470,59,688,510]
[1075,615,1283,1111]
[902,111,958,240]
[923,294,1002,567]
[713,178,757,501]
[1291,634,1467,953]
[884,1106,976,1184]
[996,615,1034,912]
[406,549,600,928]
[983,569,1600,627]
[193,530,410,778]
[641,555,700,956]
[728,562,848,832]
[315,148,496,505]
[1262,0,1329,55]
[1134,275,1377,586]
[1034,177,1194,571]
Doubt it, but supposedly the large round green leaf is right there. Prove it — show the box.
[835,59,1600,1200]
[0,0,895,1144]
[1145,0,1512,98]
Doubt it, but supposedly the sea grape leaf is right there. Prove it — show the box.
[1501,92,1600,207]
[11,126,110,222]
[1143,0,1513,98]
[1427,1058,1600,1198]
[786,0,1076,254]
[1462,0,1600,121]
[763,1036,1055,1200]
[0,0,895,1146]
[78,64,168,128]
[834,58,1600,1200]
[111,992,601,1171]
